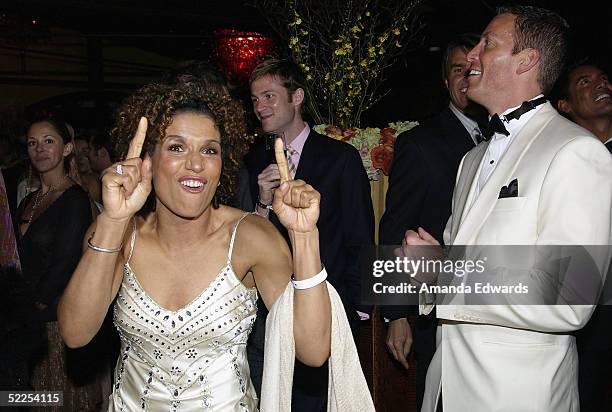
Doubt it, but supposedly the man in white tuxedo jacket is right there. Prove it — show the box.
[402,6,612,412]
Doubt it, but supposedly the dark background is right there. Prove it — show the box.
[0,0,610,130]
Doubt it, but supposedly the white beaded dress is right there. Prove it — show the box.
[109,213,259,411]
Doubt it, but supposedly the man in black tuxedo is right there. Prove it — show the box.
[555,59,612,412]
[245,58,374,412]
[378,34,484,410]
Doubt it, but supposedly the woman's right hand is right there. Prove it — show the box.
[101,117,153,222]
[271,138,320,233]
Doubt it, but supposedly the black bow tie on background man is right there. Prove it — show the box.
[483,96,548,141]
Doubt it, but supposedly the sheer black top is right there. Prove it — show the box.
[17,185,91,323]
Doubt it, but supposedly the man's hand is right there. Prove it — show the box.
[386,318,413,369]
[395,227,444,285]
[404,227,440,247]
[257,164,281,206]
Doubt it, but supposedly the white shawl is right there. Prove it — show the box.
[260,282,375,412]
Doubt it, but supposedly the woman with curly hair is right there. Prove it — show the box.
[57,79,372,411]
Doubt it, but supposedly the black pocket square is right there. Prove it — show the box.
[499,178,519,198]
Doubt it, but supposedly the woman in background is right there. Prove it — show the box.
[74,134,102,205]
[17,117,110,411]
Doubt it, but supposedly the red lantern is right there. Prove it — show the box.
[215,29,275,84]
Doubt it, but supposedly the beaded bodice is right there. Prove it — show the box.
[109,214,258,411]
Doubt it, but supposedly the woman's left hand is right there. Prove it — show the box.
[271,138,320,233]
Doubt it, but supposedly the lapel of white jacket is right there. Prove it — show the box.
[449,144,487,242]
[452,103,556,245]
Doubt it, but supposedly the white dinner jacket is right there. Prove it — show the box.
[422,103,612,412]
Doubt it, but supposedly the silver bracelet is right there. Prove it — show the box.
[291,266,327,289]
[87,232,123,253]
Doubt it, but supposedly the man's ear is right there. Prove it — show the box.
[63,142,74,157]
[516,48,540,75]
[557,99,572,115]
[444,78,450,91]
[292,88,305,107]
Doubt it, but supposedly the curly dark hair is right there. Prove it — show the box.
[110,80,251,209]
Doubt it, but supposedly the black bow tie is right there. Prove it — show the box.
[482,97,548,141]
[484,114,508,140]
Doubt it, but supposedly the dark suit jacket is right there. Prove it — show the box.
[245,128,375,314]
[377,107,476,410]
[576,141,612,348]
[379,107,475,320]
[574,140,612,412]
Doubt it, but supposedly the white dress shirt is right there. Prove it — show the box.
[477,95,545,194]
[449,102,482,145]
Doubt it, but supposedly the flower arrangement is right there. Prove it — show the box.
[314,120,418,180]
[257,0,424,128]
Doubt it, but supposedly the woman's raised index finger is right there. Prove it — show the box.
[126,117,148,159]
[274,137,290,182]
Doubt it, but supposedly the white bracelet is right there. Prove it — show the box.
[291,266,327,289]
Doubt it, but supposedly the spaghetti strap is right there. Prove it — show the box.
[227,212,250,264]
[126,217,137,264]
